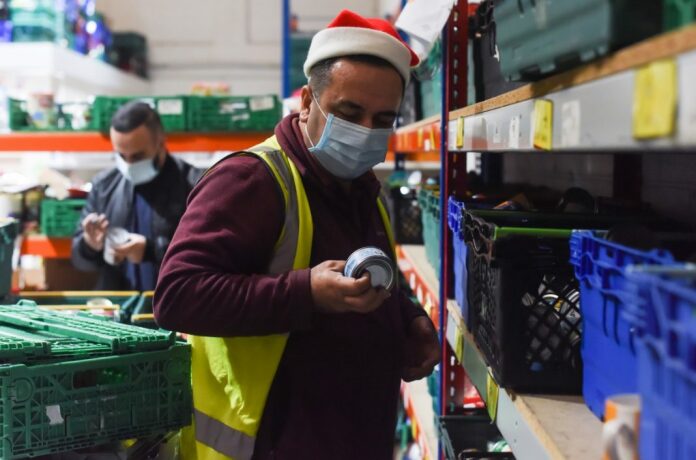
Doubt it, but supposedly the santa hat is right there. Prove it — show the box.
[303,10,419,84]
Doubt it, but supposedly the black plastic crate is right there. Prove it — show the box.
[389,187,423,245]
[464,211,582,392]
[439,414,514,460]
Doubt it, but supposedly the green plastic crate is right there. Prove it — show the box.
[0,324,112,363]
[92,96,188,133]
[187,95,281,132]
[495,0,662,81]
[0,302,176,355]
[0,220,18,300]
[40,199,85,237]
[9,99,90,132]
[418,189,441,276]
[0,342,191,459]
[9,99,31,131]
[664,0,696,30]
[111,31,147,50]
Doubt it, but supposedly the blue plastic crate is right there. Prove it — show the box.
[569,230,675,419]
[625,266,696,460]
[448,197,470,327]
[0,20,11,42]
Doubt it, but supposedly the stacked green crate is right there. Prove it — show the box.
[0,302,191,459]
[8,98,29,131]
[188,95,281,132]
[664,0,696,30]
[0,220,18,300]
[9,99,91,132]
[40,199,85,237]
[92,96,188,132]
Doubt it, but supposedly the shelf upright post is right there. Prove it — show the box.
[282,0,291,98]
[439,0,469,450]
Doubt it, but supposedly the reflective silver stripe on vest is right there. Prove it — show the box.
[249,146,301,275]
[195,409,255,460]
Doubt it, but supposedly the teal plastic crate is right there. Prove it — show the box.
[0,343,191,459]
[9,0,70,43]
[188,95,281,132]
[40,198,85,237]
[495,0,662,81]
[0,220,18,300]
[420,72,442,119]
[665,0,696,30]
[92,96,188,133]
[418,189,441,276]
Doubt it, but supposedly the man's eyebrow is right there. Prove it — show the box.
[333,100,364,111]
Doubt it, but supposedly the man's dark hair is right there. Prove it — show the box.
[111,101,164,136]
[308,54,405,97]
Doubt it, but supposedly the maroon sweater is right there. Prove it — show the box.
[154,114,426,459]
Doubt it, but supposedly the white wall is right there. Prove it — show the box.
[96,0,391,96]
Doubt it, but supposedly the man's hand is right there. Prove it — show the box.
[82,213,109,251]
[113,233,147,264]
[402,315,441,382]
[310,260,390,314]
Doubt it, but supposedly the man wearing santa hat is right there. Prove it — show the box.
[155,10,440,460]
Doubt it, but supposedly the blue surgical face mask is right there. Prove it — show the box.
[303,94,393,180]
[115,153,159,185]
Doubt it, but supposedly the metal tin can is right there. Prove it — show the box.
[344,247,395,291]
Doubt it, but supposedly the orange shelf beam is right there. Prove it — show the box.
[21,235,72,258]
[0,132,272,152]
[393,116,441,153]
[0,132,442,162]
[396,245,440,329]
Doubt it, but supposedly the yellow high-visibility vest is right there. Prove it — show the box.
[181,135,395,460]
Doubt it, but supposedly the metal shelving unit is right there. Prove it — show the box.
[393,3,696,460]
[0,42,150,99]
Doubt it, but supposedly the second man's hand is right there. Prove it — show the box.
[113,233,147,264]
[82,213,109,251]
[310,260,390,314]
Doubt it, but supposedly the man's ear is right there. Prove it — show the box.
[299,85,312,123]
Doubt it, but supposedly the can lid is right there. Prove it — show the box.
[366,264,390,289]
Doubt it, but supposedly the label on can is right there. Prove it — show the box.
[344,247,395,290]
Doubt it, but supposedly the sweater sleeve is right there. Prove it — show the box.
[399,289,429,332]
[71,184,106,271]
[154,155,314,337]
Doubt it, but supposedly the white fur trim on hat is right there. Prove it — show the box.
[304,27,412,84]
